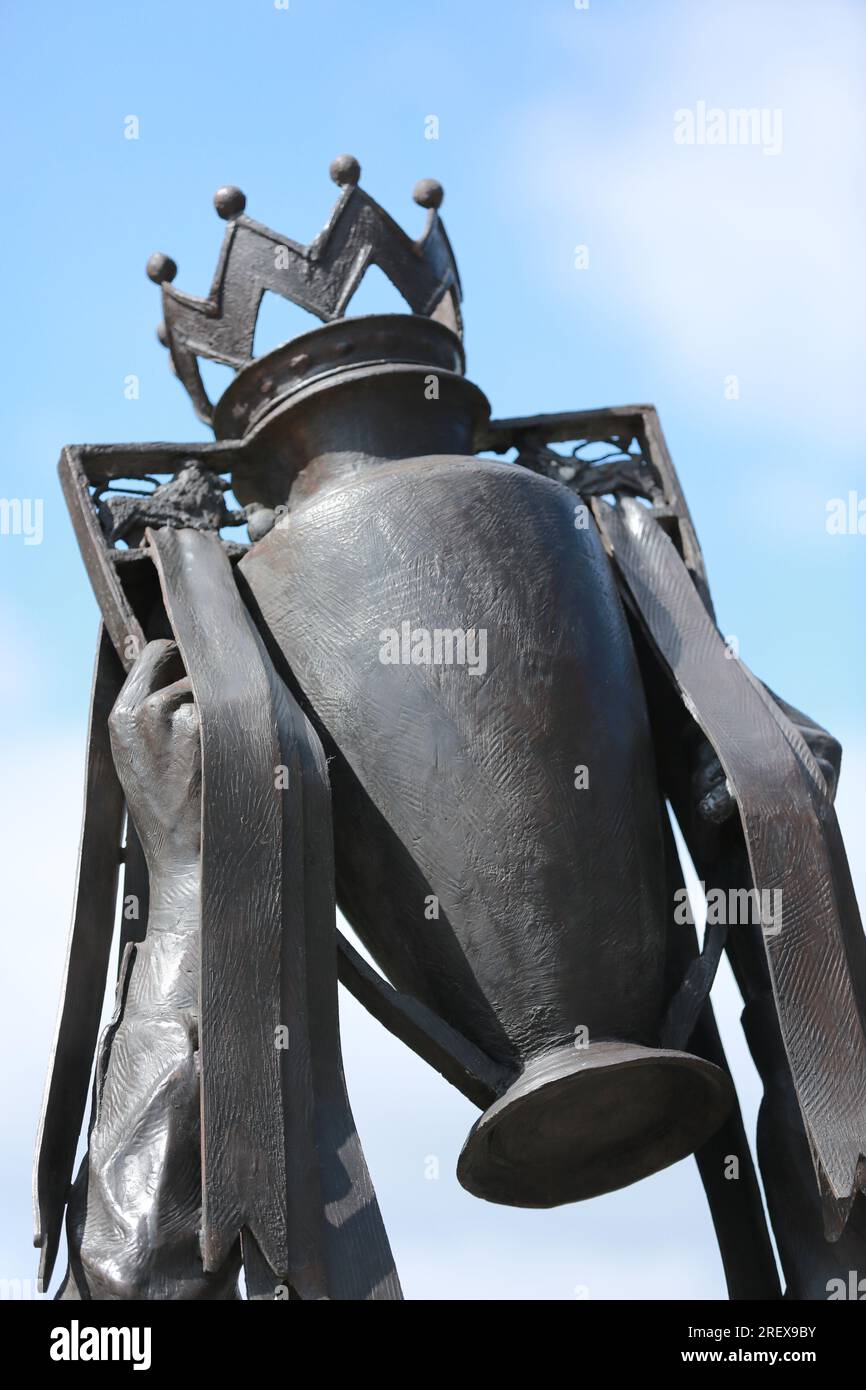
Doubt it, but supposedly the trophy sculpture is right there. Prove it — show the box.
[34,156,866,1301]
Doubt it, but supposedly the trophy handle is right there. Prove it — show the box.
[57,441,246,670]
[58,441,509,1114]
[482,402,713,614]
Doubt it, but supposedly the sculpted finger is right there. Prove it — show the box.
[814,755,838,803]
[141,675,196,720]
[693,752,724,801]
[694,739,720,772]
[698,779,736,825]
[114,639,186,717]
[109,643,190,761]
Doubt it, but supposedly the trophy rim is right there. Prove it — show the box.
[456,1040,734,1209]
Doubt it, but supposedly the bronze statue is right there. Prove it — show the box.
[34,157,866,1301]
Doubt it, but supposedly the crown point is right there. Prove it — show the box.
[214,185,246,220]
[146,252,177,285]
[413,178,444,210]
[330,154,361,187]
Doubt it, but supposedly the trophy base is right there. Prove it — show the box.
[457,1039,733,1207]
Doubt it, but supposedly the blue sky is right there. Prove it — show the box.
[1,0,864,1299]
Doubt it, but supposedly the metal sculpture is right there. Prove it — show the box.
[34,157,866,1301]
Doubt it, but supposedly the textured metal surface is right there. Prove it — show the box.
[149,527,400,1299]
[457,1040,731,1207]
[147,529,293,1284]
[240,442,733,1205]
[42,153,866,1301]
[213,314,465,443]
[657,812,782,1300]
[33,628,126,1292]
[98,463,240,547]
[148,157,461,424]
[49,361,863,1295]
[483,402,712,609]
[335,933,509,1110]
[242,456,669,1059]
[596,496,866,1229]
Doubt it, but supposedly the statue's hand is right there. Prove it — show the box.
[694,711,841,826]
[108,638,201,871]
[693,739,736,826]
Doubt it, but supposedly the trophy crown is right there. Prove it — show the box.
[147,156,462,425]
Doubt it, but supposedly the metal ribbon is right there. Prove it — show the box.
[33,627,126,1291]
[147,526,400,1298]
[595,497,866,1233]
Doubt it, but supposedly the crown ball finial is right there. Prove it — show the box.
[413,178,444,210]
[146,252,178,285]
[214,185,247,220]
[330,154,361,187]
